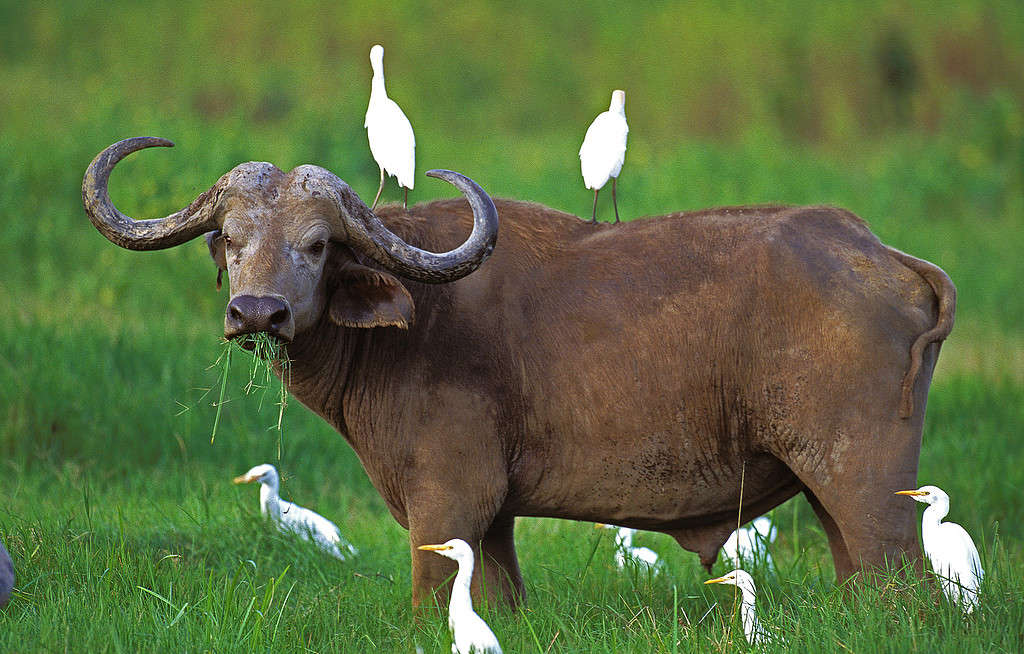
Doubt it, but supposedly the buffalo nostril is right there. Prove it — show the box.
[269,307,290,328]
[228,304,244,322]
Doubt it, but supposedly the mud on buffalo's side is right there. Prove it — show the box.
[83,138,954,608]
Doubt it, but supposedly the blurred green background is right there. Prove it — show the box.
[1,1,1023,651]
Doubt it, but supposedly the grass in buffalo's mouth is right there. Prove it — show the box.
[210,333,290,448]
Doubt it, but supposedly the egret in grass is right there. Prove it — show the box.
[579,89,628,223]
[0,539,13,608]
[595,524,662,571]
[705,569,773,647]
[233,464,357,561]
[895,485,983,613]
[418,539,503,654]
[723,515,777,569]
[365,43,416,209]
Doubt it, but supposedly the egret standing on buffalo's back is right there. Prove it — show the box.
[365,44,416,209]
[579,89,628,223]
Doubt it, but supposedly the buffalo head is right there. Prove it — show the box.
[82,137,498,341]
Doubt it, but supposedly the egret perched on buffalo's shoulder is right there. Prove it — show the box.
[418,539,503,654]
[233,463,357,561]
[705,569,774,647]
[365,43,416,210]
[895,485,983,613]
[579,89,628,224]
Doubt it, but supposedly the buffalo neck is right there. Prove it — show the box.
[281,277,447,449]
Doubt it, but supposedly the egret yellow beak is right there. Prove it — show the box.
[594,523,607,529]
[233,474,256,484]
[704,575,731,585]
[417,544,454,552]
[894,490,929,496]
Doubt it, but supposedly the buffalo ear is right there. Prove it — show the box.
[205,230,227,290]
[328,263,415,329]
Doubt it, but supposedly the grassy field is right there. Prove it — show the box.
[2,1,1024,651]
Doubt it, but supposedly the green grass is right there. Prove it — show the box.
[2,0,1024,651]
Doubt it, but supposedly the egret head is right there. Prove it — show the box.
[417,538,474,563]
[233,463,280,488]
[895,484,949,506]
[370,44,384,72]
[705,569,757,595]
[610,89,626,113]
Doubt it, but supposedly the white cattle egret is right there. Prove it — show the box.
[895,485,983,613]
[722,515,777,569]
[579,89,628,223]
[365,43,416,209]
[596,524,662,571]
[705,569,773,647]
[233,464,357,561]
[0,539,13,608]
[417,539,503,654]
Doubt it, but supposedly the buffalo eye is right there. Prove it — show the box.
[222,234,232,247]
[307,240,326,256]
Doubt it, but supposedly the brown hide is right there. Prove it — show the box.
[275,199,952,607]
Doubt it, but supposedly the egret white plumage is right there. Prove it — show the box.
[417,539,503,654]
[722,515,777,569]
[0,538,13,608]
[895,485,983,613]
[579,89,628,223]
[365,43,416,209]
[705,569,773,647]
[595,524,662,571]
[233,464,357,561]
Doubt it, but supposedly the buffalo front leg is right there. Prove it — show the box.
[477,514,525,609]
[408,497,520,610]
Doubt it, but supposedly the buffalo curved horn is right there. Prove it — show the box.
[82,137,223,250]
[310,168,499,284]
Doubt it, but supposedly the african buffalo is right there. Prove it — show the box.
[83,137,955,608]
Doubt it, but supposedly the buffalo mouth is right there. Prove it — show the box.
[227,333,289,359]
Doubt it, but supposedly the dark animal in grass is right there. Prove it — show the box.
[83,137,955,609]
[0,539,13,608]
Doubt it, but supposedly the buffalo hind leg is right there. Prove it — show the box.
[804,488,855,582]
[791,458,919,582]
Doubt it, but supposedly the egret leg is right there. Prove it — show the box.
[590,189,599,223]
[612,177,620,223]
[403,187,408,210]
[372,167,386,210]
